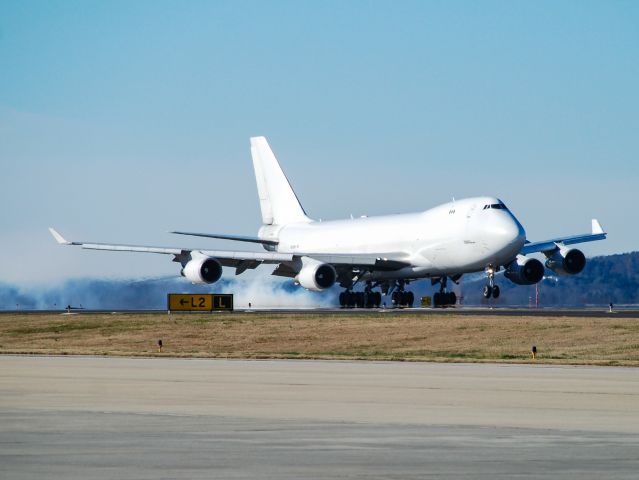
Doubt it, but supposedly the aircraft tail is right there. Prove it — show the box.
[250,136,312,225]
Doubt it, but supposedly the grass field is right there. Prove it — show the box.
[1,311,638,365]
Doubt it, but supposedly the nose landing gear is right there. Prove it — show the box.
[483,267,500,299]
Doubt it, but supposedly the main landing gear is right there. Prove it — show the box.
[483,267,500,299]
[391,281,414,308]
[432,276,456,308]
[338,281,414,308]
[339,284,382,308]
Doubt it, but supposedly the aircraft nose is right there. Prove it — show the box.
[491,214,526,251]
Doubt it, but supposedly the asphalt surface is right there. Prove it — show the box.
[1,356,639,479]
[3,306,639,318]
[240,306,639,318]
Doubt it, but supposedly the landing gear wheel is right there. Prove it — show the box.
[374,292,382,308]
[448,292,457,305]
[391,291,399,307]
[365,292,378,308]
[339,292,346,308]
[346,291,355,308]
[406,291,414,307]
[433,292,441,308]
[492,285,500,299]
[483,285,493,299]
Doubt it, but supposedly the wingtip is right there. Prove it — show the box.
[591,219,605,235]
[48,227,70,245]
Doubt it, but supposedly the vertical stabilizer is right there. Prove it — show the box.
[250,137,312,225]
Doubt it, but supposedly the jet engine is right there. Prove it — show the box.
[182,257,223,284]
[295,258,336,291]
[545,248,586,276]
[504,256,544,285]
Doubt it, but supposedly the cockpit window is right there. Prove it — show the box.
[483,202,508,211]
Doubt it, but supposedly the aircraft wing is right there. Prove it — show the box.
[49,228,410,273]
[171,230,279,246]
[520,219,607,255]
[48,228,293,268]
[305,254,409,270]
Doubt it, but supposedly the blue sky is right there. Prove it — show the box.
[0,0,637,283]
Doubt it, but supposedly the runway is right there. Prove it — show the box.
[1,356,639,478]
[5,306,639,318]
[240,306,639,318]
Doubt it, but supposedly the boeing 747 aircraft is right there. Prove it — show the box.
[50,137,607,307]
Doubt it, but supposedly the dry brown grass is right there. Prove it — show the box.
[1,312,638,365]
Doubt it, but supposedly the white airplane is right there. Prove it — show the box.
[50,137,607,307]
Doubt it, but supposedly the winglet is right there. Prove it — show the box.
[48,227,71,245]
[591,219,604,235]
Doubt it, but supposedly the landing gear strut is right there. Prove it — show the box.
[432,276,456,307]
[483,267,500,299]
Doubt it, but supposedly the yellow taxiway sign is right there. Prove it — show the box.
[167,294,233,312]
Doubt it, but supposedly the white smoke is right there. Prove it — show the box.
[225,275,333,309]
[0,273,336,310]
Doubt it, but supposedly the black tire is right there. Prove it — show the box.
[406,291,414,307]
[339,292,346,307]
[492,285,500,299]
[433,292,441,308]
[441,292,449,306]
[365,293,375,308]
[483,285,493,299]
[391,291,399,307]
[356,292,365,308]
[346,291,354,308]
[449,291,457,305]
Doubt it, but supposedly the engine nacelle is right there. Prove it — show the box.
[182,257,223,284]
[545,248,586,276]
[504,256,544,285]
[295,258,336,291]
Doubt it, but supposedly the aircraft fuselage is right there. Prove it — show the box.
[260,196,526,280]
